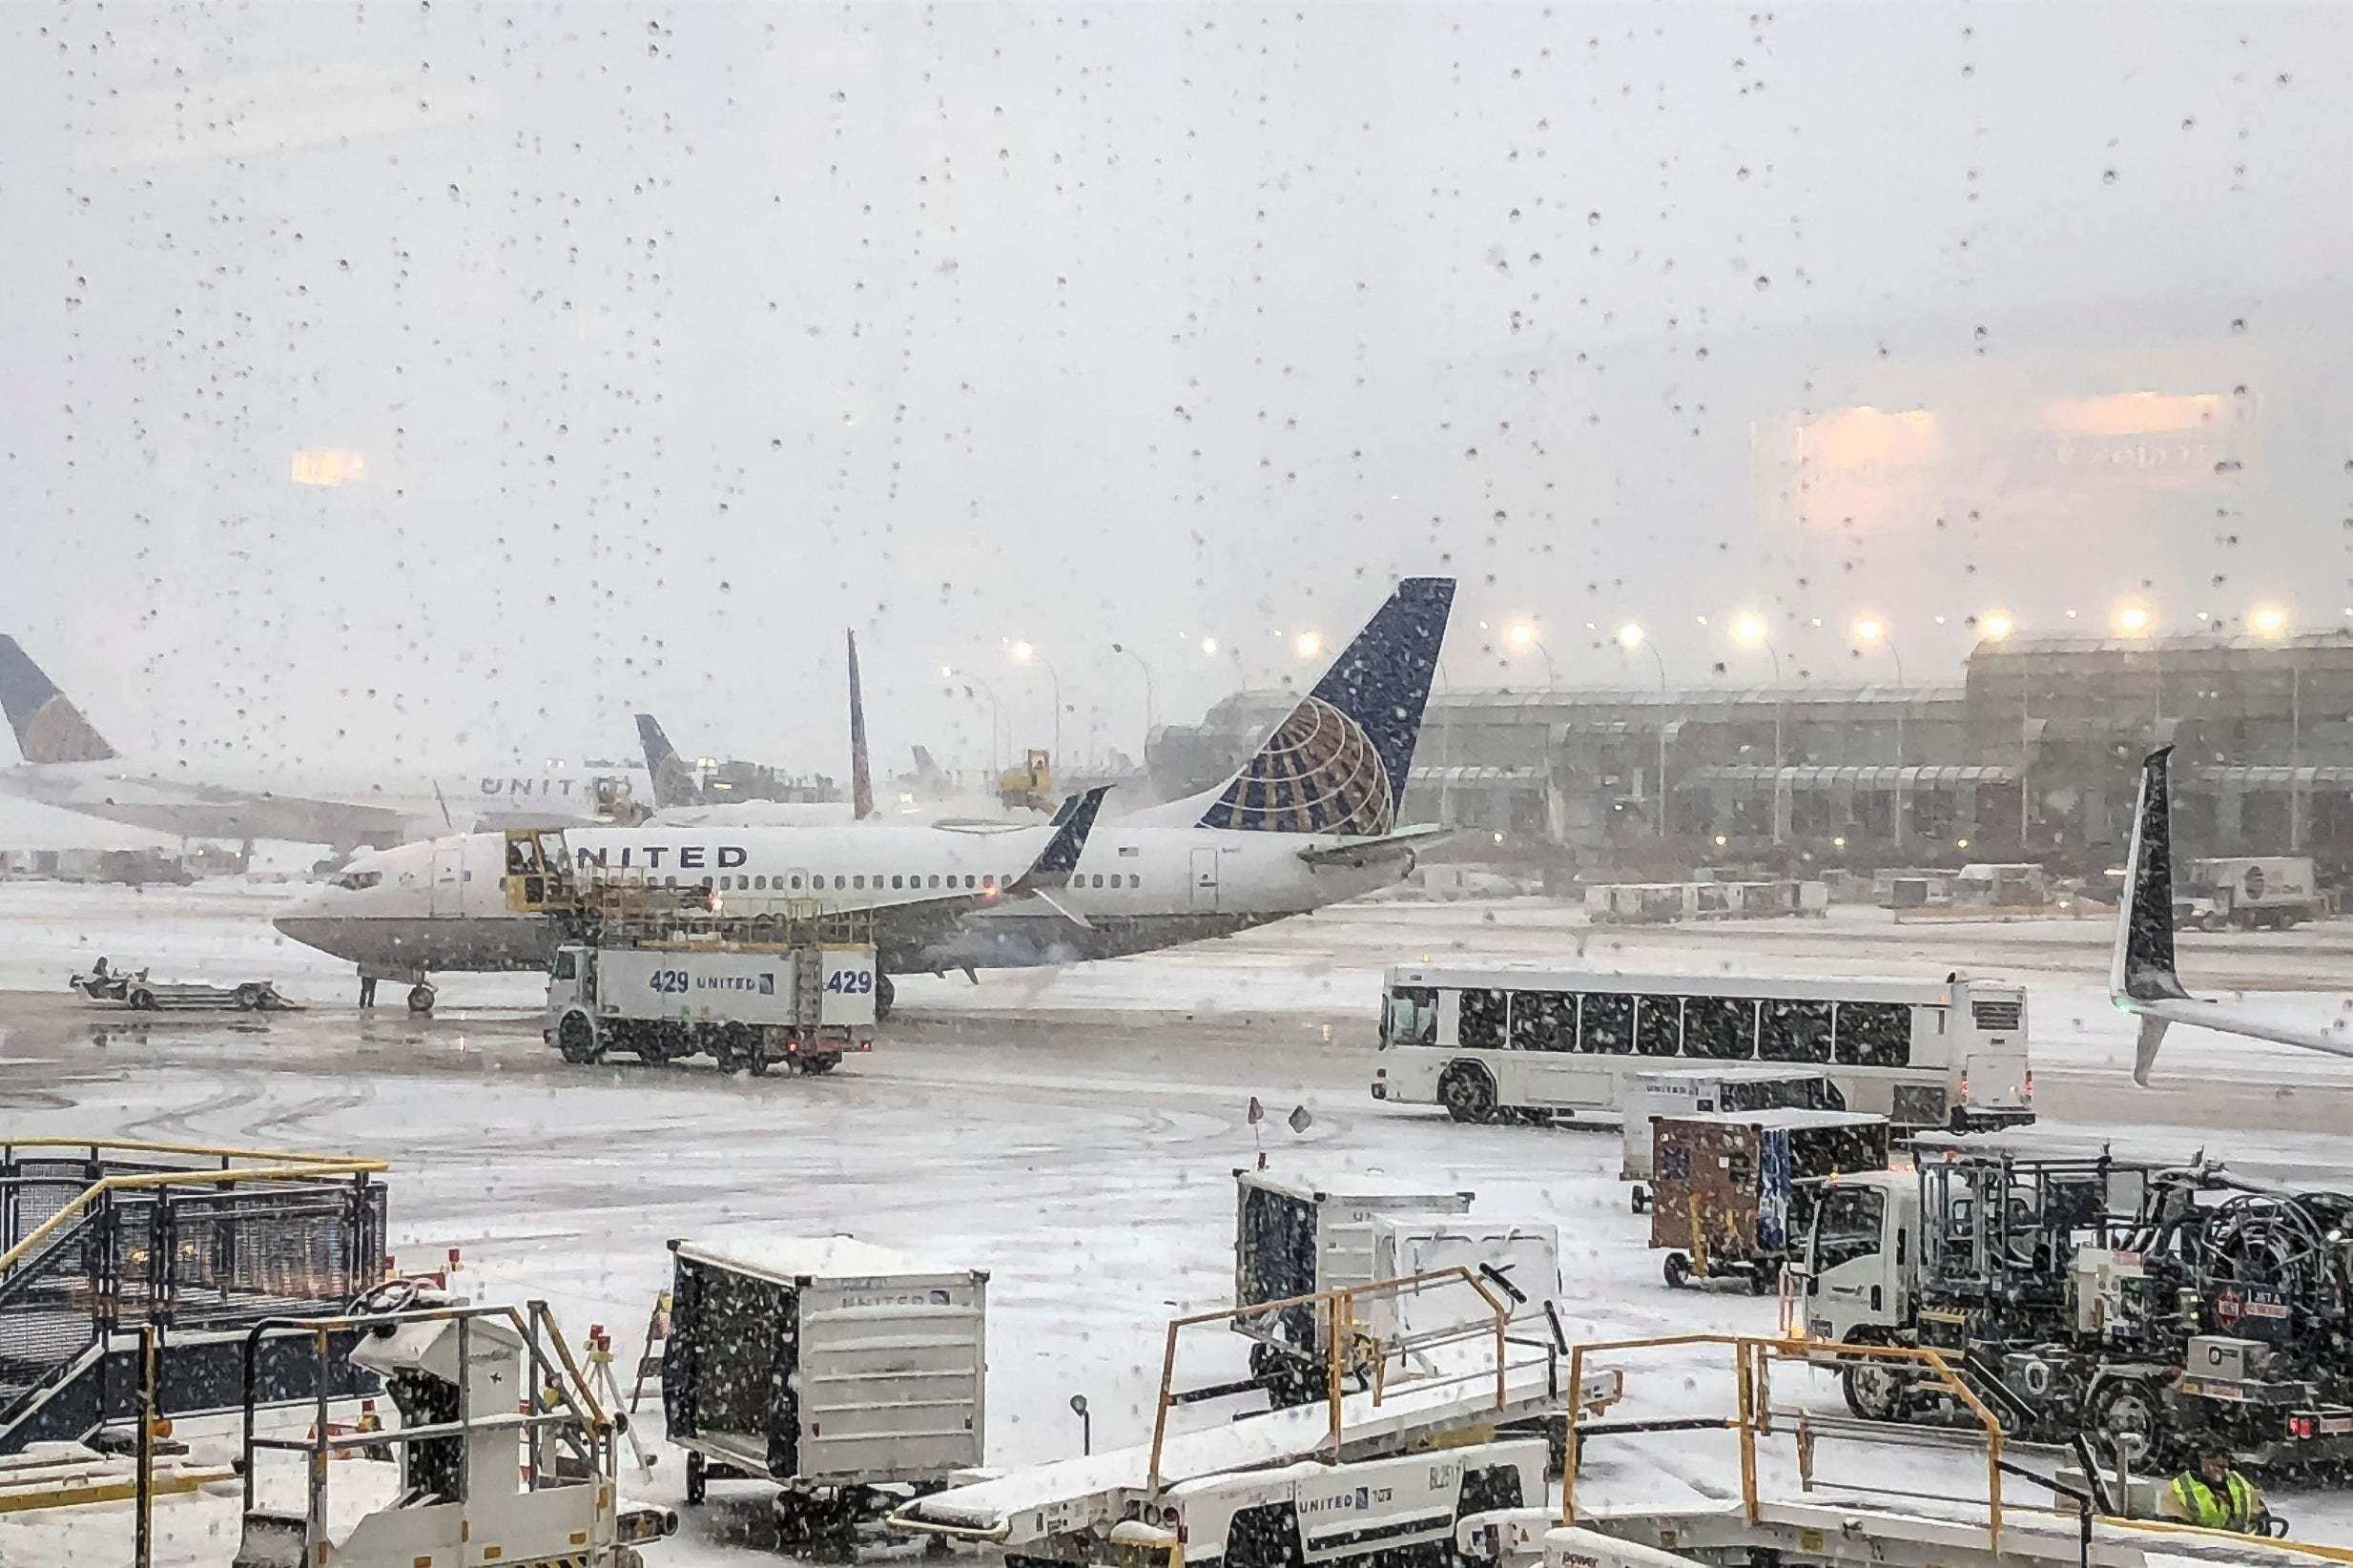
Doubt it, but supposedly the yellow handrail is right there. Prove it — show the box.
[3,1136,375,1165]
[0,1155,386,1278]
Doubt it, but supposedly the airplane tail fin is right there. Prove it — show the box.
[848,629,875,820]
[635,713,703,810]
[911,744,942,786]
[0,637,116,764]
[2112,746,2193,1007]
[1167,576,1455,835]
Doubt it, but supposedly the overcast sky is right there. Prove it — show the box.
[5,2,2348,778]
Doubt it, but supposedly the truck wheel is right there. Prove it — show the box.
[1662,1252,1691,1289]
[1747,1263,1778,1296]
[2087,1378,2167,1469]
[1438,1065,1498,1124]
[797,1053,839,1076]
[235,982,262,1011]
[1841,1351,1904,1421]
[406,983,436,1015]
[557,1014,600,1064]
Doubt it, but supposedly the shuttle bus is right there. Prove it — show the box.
[1370,963,2032,1135]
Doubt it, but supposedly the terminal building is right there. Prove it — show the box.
[1147,632,2353,879]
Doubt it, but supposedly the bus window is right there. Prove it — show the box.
[1835,1001,1914,1067]
[1579,992,1634,1053]
[1458,988,1509,1049]
[1510,991,1576,1052]
[1761,999,1835,1063]
[1683,997,1758,1060]
[1383,986,1438,1046]
[1635,996,1683,1056]
[1812,1184,1887,1272]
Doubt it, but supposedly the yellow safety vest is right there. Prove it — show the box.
[2171,1471,2255,1532]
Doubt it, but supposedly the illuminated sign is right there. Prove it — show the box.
[289,447,367,486]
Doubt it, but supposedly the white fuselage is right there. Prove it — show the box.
[0,757,654,848]
[272,816,1406,982]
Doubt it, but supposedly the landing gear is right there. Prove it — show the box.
[874,971,896,1021]
[406,982,437,1015]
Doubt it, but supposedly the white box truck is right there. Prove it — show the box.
[545,939,876,1073]
[662,1235,987,1547]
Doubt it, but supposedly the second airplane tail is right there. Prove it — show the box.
[634,713,704,810]
[0,637,115,765]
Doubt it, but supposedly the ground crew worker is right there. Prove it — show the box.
[2159,1445,2264,1533]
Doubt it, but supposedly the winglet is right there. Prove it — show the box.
[0,637,115,764]
[1013,785,1110,894]
[848,629,875,821]
[635,714,703,810]
[2112,747,2192,1007]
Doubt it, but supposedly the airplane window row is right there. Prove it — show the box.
[701,872,1144,893]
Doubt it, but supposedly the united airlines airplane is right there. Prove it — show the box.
[272,576,1457,1013]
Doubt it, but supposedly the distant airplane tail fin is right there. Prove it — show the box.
[848,629,875,820]
[911,744,943,786]
[635,713,703,809]
[0,637,115,764]
[1147,577,1455,835]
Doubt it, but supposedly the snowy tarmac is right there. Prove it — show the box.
[2,883,2350,1563]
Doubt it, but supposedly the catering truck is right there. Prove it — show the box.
[545,936,877,1074]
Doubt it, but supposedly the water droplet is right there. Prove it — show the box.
[1753,275,1770,292]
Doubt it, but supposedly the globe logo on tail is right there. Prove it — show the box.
[1199,694,1394,836]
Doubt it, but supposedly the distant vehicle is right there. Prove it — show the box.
[71,961,298,1012]
[1619,1065,1847,1207]
[998,748,1054,813]
[1952,862,2051,906]
[545,932,877,1075]
[1371,963,2033,1135]
[1646,1108,1889,1292]
[2173,855,2324,931]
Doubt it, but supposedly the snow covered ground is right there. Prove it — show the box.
[1,880,2350,1564]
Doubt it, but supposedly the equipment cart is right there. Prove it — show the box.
[1649,1109,1889,1292]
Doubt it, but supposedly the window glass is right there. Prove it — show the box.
[1812,1185,1888,1272]
[1836,1001,1914,1067]
[929,875,941,889]
[1457,987,1508,1049]
[853,875,866,889]
[1761,1000,1834,1063]
[551,951,577,981]
[1579,992,1634,1054]
[1128,874,1140,887]
[892,875,904,889]
[1635,995,1683,1056]
[1509,991,1575,1052]
[981,875,996,889]
[1383,986,1438,1046]
[1683,997,1757,1060]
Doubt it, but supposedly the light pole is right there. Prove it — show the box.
[944,665,1001,776]
[1981,612,2025,847]
[1731,614,1784,845]
[1010,641,1062,766]
[1508,622,1557,687]
[1110,642,1156,757]
[1620,624,1669,838]
[1852,618,1906,766]
[2116,604,2157,738]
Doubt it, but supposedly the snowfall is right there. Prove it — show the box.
[2,877,2350,1566]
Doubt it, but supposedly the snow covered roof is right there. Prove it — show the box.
[671,1233,980,1285]
[1234,1167,1476,1208]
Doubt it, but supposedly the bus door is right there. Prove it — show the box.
[1506,991,1609,1111]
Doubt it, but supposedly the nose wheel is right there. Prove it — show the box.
[406,983,437,1015]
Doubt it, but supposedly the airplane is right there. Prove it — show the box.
[0,636,657,851]
[272,575,1457,1014]
[2110,744,2353,1083]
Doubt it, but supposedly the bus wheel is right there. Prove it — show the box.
[1438,1065,1498,1124]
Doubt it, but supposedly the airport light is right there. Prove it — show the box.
[1199,636,1218,657]
[2115,604,2151,635]
[1010,642,1063,764]
[1620,623,1669,838]
[1832,835,1847,849]
[1728,613,1784,794]
[1294,630,1323,660]
[1852,617,1907,766]
[2252,606,2288,638]
[1506,623,1556,686]
[1981,611,2013,641]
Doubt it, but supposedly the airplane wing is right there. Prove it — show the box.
[2111,746,2353,1083]
[1295,823,1454,871]
[865,786,1110,948]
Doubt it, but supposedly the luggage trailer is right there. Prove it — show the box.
[889,1267,1623,1566]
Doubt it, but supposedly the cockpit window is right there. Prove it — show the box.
[331,871,382,892]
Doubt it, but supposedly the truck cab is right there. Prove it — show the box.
[1798,1170,1919,1345]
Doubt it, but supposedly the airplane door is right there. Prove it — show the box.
[1189,848,1220,912]
[429,846,464,918]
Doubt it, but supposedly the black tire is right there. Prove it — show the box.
[1439,1065,1498,1124]
[746,1048,771,1077]
[684,1449,706,1506]
[556,1013,599,1064]
[798,1053,839,1076]
[235,982,262,1011]
[1841,1349,1905,1421]
[129,988,155,1011]
[2087,1377,2169,1469]
[874,972,896,1021]
[405,983,435,1015]
[1662,1252,1691,1289]
[1748,1263,1778,1296]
